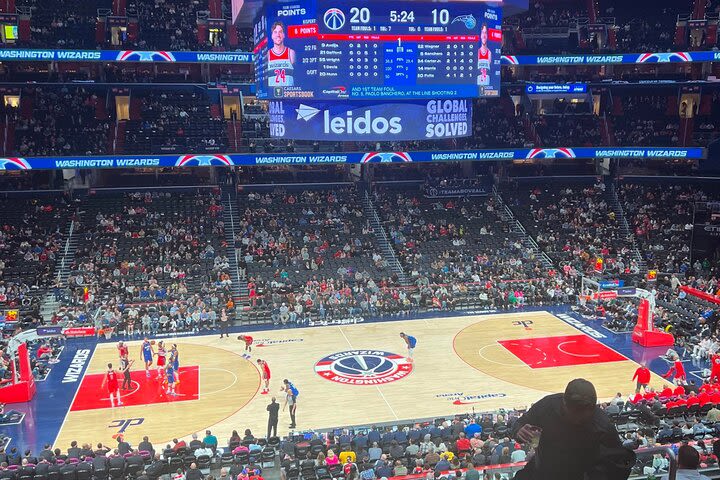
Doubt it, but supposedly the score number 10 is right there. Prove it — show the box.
[349,7,451,24]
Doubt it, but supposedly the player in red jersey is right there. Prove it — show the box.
[710,353,720,383]
[257,358,271,394]
[477,23,492,86]
[156,341,167,376]
[101,363,123,407]
[238,335,253,359]
[267,21,296,88]
[117,341,129,359]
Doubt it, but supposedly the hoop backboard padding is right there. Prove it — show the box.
[680,285,720,305]
[632,298,674,347]
[0,342,36,403]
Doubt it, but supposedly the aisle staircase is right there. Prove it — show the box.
[607,182,647,271]
[492,186,555,270]
[360,189,410,286]
[39,219,78,321]
[221,186,245,315]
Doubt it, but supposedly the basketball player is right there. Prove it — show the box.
[238,334,253,359]
[281,379,299,428]
[141,337,155,377]
[477,23,492,86]
[165,363,177,396]
[170,344,180,386]
[120,354,134,390]
[156,341,167,376]
[117,341,129,360]
[257,358,271,394]
[101,363,123,407]
[400,332,417,362]
[267,21,296,88]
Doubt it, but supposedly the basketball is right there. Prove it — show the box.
[150,340,156,345]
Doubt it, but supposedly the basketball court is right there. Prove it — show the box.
[47,310,665,449]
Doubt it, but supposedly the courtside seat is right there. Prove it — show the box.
[260,448,275,468]
[196,455,211,474]
[267,437,281,449]
[167,456,183,473]
[220,452,234,467]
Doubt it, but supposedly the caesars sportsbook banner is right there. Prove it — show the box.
[268,99,472,141]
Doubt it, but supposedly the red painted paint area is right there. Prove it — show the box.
[70,366,199,411]
[497,334,626,369]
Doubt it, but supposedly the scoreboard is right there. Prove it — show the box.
[253,0,502,100]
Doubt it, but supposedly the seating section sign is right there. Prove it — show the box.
[268,99,472,141]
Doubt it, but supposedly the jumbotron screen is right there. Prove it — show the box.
[253,0,502,100]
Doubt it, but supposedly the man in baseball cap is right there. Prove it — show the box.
[511,379,634,479]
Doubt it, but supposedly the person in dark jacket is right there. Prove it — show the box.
[108,452,125,472]
[512,379,635,480]
[146,455,165,480]
[92,455,109,475]
[38,445,54,463]
[116,437,132,456]
[67,442,82,460]
[186,463,203,480]
[138,437,155,458]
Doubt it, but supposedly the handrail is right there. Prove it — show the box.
[57,219,75,285]
[3,113,8,155]
[389,445,677,480]
[492,185,554,267]
[634,446,677,480]
[112,121,118,154]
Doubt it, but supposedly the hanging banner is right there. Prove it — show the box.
[0,49,252,63]
[0,146,705,170]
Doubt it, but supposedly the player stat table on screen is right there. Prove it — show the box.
[254,0,502,99]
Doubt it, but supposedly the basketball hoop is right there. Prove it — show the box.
[102,327,114,340]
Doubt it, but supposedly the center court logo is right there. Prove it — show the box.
[315,350,413,385]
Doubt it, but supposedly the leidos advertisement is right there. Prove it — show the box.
[268,99,472,140]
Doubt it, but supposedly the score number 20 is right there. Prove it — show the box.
[350,7,451,24]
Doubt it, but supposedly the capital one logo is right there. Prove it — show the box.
[315,350,413,385]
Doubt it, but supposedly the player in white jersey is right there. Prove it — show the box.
[267,21,296,88]
[477,23,492,86]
